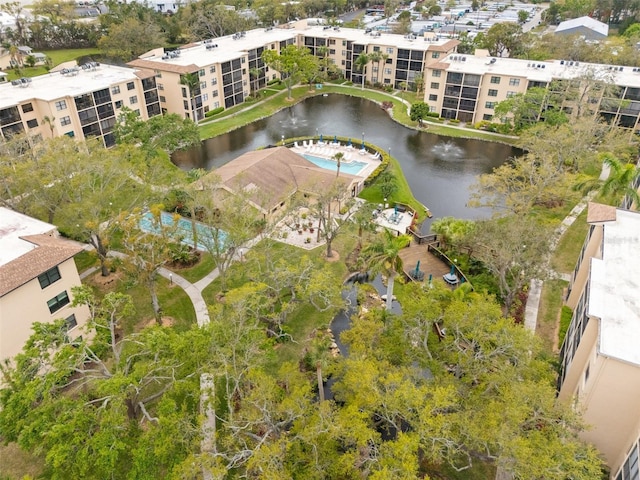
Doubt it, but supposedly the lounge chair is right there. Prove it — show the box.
[294,141,299,148]
[302,140,307,148]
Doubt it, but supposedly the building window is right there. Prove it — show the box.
[27,119,38,128]
[506,91,516,97]
[431,52,440,59]
[202,93,208,101]
[47,291,70,314]
[127,81,135,90]
[184,100,189,109]
[157,83,164,91]
[488,89,498,97]
[199,69,205,77]
[483,113,493,120]
[200,81,207,89]
[214,101,220,108]
[130,96,138,104]
[22,103,33,113]
[65,313,77,331]
[241,57,245,63]
[38,266,61,289]
[385,68,391,75]
[616,441,639,480]
[159,96,166,103]
[111,85,121,94]
[60,116,71,126]
[485,101,495,108]
[509,78,520,86]
[386,47,393,54]
[55,100,67,111]
[430,82,439,89]
[428,94,437,101]
[115,100,123,109]
[432,70,442,78]
[209,66,216,73]
[211,78,217,86]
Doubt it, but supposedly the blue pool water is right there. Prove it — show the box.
[303,154,368,176]
[139,211,227,251]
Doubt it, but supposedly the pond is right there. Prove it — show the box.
[172,94,519,230]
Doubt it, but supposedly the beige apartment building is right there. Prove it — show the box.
[128,20,459,122]
[423,51,640,133]
[0,207,90,363]
[0,63,161,147]
[558,203,640,479]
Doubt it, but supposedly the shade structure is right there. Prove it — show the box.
[360,142,364,150]
[347,138,352,146]
[415,260,421,273]
[450,264,455,275]
[334,135,337,143]
[320,134,323,143]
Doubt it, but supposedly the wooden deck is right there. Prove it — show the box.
[399,240,451,283]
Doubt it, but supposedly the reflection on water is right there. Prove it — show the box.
[172,95,520,230]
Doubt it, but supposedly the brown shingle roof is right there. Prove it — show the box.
[127,59,199,75]
[429,39,460,52]
[0,234,83,297]
[587,202,618,224]
[205,147,358,212]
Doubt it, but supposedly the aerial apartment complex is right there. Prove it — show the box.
[558,203,640,480]
[0,63,161,147]
[128,19,459,122]
[423,50,640,133]
[0,207,90,364]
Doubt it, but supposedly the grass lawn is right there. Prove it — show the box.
[0,443,46,480]
[359,152,430,222]
[74,250,98,274]
[550,208,589,275]
[170,252,216,284]
[85,270,196,333]
[6,48,102,80]
[536,279,569,353]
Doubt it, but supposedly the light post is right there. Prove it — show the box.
[362,131,365,147]
[388,147,391,157]
[281,134,285,146]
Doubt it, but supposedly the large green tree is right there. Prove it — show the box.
[262,45,319,100]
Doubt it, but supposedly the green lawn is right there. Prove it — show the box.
[170,252,216,283]
[6,48,103,80]
[536,279,569,353]
[74,250,98,274]
[550,209,589,275]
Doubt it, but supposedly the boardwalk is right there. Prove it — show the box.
[399,240,451,283]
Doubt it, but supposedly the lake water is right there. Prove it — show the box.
[172,94,519,230]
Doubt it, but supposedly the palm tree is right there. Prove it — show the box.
[332,151,344,178]
[362,230,411,310]
[368,50,382,83]
[249,67,260,97]
[180,72,201,125]
[317,45,330,79]
[575,153,640,208]
[354,52,370,90]
[42,115,56,137]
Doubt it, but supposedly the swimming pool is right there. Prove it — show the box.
[303,154,368,176]
[139,211,227,251]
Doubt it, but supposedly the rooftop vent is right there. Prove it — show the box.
[560,60,564,65]
[489,57,497,64]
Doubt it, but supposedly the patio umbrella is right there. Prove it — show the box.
[360,142,365,150]
[334,135,337,143]
[414,260,421,275]
[450,264,456,275]
[394,205,398,214]
[320,134,323,143]
[347,138,352,146]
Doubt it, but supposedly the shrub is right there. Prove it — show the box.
[426,111,440,117]
[205,106,224,118]
[558,306,573,345]
[267,78,281,86]
[449,119,460,124]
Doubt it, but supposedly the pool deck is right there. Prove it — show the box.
[290,141,382,179]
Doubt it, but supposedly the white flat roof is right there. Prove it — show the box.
[0,64,145,105]
[139,22,456,69]
[588,209,640,366]
[0,207,56,267]
[441,54,640,87]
